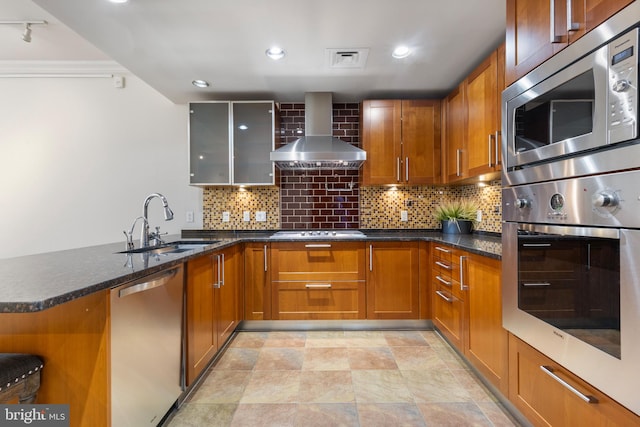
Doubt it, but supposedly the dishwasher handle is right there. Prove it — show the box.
[118,267,179,298]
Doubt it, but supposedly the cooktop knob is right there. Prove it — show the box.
[514,198,530,209]
[592,191,619,208]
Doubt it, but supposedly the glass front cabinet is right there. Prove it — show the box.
[189,101,276,185]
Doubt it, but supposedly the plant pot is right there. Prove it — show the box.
[441,219,473,234]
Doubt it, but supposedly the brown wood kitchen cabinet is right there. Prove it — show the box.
[505,0,633,85]
[270,241,366,320]
[244,242,271,320]
[431,243,508,394]
[361,99,441,186]
[366,241,421,319]
[508,334,640,427]
[186,244,242,385]
[443,44,504,183]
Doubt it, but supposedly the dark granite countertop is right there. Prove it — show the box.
[0,230,501,313]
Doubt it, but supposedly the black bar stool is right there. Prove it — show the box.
[0,354,44,404]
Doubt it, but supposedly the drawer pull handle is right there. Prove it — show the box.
[522,282,552,287]
[435,261,452,270]
[435,246,451,253]
[435,275,451,286]
[305,244,332,248]
[435,290,454,303]
[305,284,332,289]
[540,366,599,404]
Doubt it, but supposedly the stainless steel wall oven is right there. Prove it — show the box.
[502,3,640,417]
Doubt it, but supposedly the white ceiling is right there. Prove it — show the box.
[1,0,506,103]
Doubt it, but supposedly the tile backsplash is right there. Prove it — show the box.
[201,100,503,234]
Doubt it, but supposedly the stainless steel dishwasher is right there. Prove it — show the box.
[110,264,184,426]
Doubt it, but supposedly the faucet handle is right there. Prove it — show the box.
[123,230,134,250]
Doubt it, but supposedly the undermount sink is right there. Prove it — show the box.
[117,241,219,255]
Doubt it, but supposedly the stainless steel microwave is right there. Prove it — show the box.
[503,26,638,182]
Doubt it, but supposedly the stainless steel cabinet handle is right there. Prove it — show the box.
[523,243,552,247]
[456,149,461,177]
[435,275,451,286]
[397,157,401,182]
[369,244,373,271]
[118,268,178,298]
[550,0,562,43]
[459,255,468,291]
[540,366,599,403]
[435,261,452,270]
[435,246,451,253]
[494,131,501,166]
[566,0,579,31]
[221,253,225,287]
[305,244,332,248]
[405,157,409,182]
[522,282,552,287]
[488,134,494,167]
[305,284,332,289]
[435,290,454,303]
[264,245,268,272]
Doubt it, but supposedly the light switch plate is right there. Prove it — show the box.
[186,211,194,223]
[401,210,408,222]
[256,211,267,222]
[476,210,482,222]
[222,211,230,222]
[243,211,251,222]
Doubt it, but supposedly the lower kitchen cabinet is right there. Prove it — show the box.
[186,244,242,386]
[270,241,366,320]
[431,242,508,394]
[508,333,640,427]
[366,241,420,319]
[244,242,271,320]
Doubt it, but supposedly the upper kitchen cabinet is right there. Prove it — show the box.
[443,45,504,184]
[505,0,633,85]
[189,101,276,186]
[361,99,441,186]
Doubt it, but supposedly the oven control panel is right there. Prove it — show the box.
[502,169,640,228]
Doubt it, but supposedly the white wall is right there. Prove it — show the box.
[0,73,203,259]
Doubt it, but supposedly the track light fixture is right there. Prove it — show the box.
[0,20,48,43]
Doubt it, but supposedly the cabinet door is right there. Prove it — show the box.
[464,254,508,395]
[361,100,402,185]
[244,242,271,320]
[444,83,467,183]
[505,0,568,85]
[508,334,640,427]
[186,254,217,385]
[216,245,241,348]
[232,102,275,185]
[401,100,441,185]
[466,51,501,178]
[366,242,420,319]
[189,102,231,184]
[585,0,633,33]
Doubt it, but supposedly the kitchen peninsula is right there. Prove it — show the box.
[0,231,500,427]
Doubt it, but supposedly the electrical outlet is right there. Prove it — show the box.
[256,211,267,222]
[243,211,251,222]
[401,210,408,222]
[476,210,482,222]
[222,211,230,222]
[185,211,194,223]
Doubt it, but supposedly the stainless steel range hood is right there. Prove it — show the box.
[270,92,366,170]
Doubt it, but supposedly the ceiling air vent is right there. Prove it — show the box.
[326,48,369,69]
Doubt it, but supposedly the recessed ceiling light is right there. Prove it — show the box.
[392,45,411,59]
[265,47,286,60]
[108,0,129,3]
[238,124,248,130]
[192,79,209,88]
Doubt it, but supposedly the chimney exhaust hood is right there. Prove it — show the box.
[270,92,366,170]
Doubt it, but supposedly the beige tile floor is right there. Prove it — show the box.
[166,330,521,427]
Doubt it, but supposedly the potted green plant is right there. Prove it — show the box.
[433,199,479,234]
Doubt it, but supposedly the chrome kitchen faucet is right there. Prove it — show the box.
[124,193,174,250]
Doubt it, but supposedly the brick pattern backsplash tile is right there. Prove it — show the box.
[278,102,361,229]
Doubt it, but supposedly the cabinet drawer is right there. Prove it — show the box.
[508,334,640,427]
[433,285,464,349]
[271,242,366,282]
[272,281,366,320]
